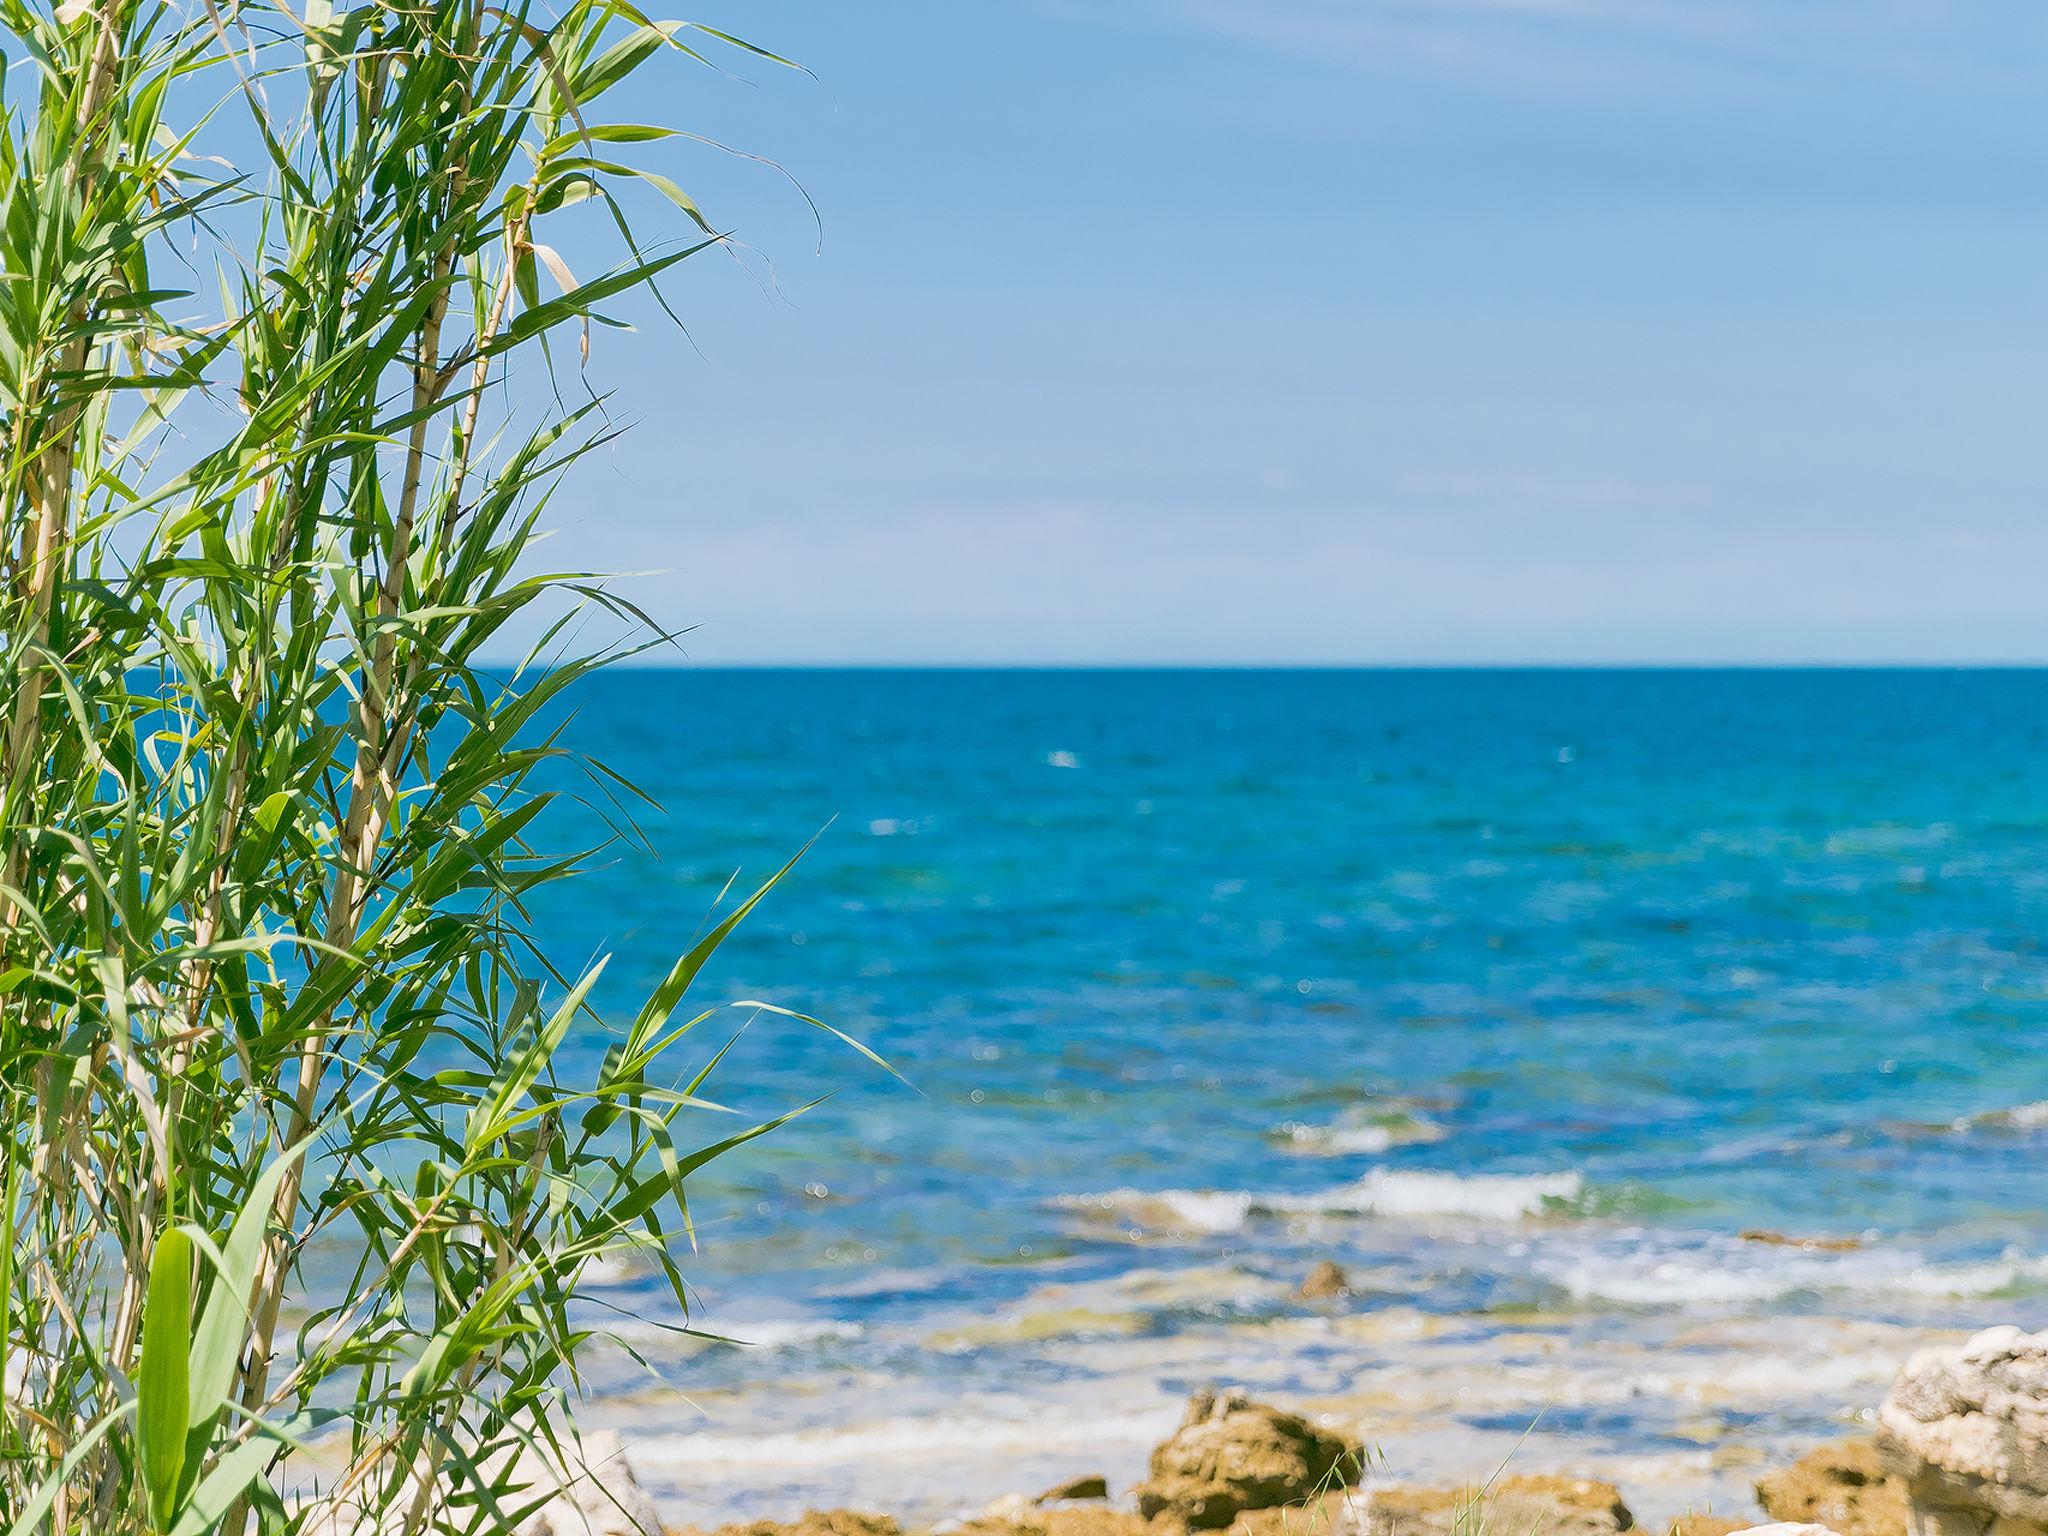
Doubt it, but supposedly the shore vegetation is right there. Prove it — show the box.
[0,0,825,1530]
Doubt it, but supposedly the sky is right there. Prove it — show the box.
[543,0,2048,664]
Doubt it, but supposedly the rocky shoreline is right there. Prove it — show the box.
[522,1326,2048,1536]
[668,1410,1881,1536]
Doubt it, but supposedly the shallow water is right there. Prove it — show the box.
[517,669,2048,1525]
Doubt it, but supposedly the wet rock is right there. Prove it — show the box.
[1361,1474,1632,1536]
[1039,1478,1112,1505]
[1297,1263,1349,1300]
[1755,1438,1908,1536]
[1135,1389,1364,1529]
[1878,1326,2048,1536]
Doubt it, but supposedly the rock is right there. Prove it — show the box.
[693,1513,902,1536]
[1878,1327,2048,1536]
[1135,1389,1364,1529]
[952,1509,1153,1536]
[1665,1518,1750,1536]
[1362,1475,1632,1536]
[1727,1526,1846,1536]
[1039,1478,1112,1505]
[1755,1439,1908,1536]
[1228,1492,1359,1536]
[1031,1516,1152,1536]
[1297,1262,1349,1300]
[1740,1230,1861,1254]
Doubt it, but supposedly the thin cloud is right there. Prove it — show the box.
[1160,0,2014,88]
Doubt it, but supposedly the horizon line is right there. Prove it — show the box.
[512,657,2048,672]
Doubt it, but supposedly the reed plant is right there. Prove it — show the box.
[0,0,835,1529]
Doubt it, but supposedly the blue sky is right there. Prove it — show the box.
[552,1,2048,664]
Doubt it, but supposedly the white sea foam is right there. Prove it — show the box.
[599,1316,866,1352]
[1056,1188,1256,1233]
[1270,1106,1446,1158]
[1156,1190,1256,1231]
[580,1252,641,1286]
[1062,1168,1585,1233]
[630,1406,1161,1472]
[720,1318,868,1349]
[1957,1100,2048,1133]
[1534,1230,2048,1307]
[1285,1124,1405,1156]
[1300,1168,1584,1221]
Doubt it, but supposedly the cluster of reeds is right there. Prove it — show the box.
[0,0,828,1528]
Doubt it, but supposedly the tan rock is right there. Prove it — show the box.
[1298,1262,1349,1300]
[1663,1517,1749,1536]
[1135,1389,1364,1529]
[1361,1474,1632,1536]
[1878,1327,2048,1536]
[1040,1478,1113,1505]
[1739,1231,1862,1254]
[1227,1492,1356,1536]
[1037,1515,1157,1536]
[1755,1439,1908,1536]
[690,1512,902,1536]
[951,1509,1156,1536]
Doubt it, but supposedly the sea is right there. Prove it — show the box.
[517,668,2048,1527]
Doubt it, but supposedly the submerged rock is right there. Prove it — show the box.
[1362,1474,1632,1536]
[1740,1230,1862,1254]
[1878,1326,2048,1536]
[1297,1262,1349,1300]
[1134,1389,1364,1529]
[1755,1438,1908,1536]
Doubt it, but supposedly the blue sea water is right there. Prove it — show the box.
[522,669,2048,1521]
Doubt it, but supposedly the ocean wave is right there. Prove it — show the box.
[1299,1169,1584,1221]
[1060,1168,1586,1233]
[599,1316,867,1352]
[722,1318,869,1349]
[1055,1188,1256,1234]
[1268,1104,1446,1158]
[1954,1100,2048,1133]
[1534,1231,2048,1307]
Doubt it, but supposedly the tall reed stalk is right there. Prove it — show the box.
[0,0,832,1529]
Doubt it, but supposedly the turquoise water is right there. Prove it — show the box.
[527,669,2048,1519]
